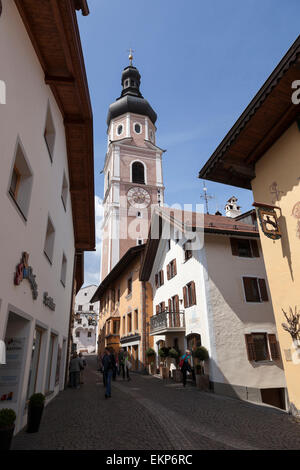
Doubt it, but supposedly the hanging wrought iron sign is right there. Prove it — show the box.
[43,292,56,311]
[253,202,281,240]
[14,252,38,299]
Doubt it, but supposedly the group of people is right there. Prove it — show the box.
[69,351,86,389]
[98,347,132,398]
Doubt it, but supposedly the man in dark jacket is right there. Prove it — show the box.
[102,348,116,398]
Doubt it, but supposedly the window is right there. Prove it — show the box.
[89,304,94,311]
[117,124,123,136]
[156,302,165,314]
[122,316,125,335]
[61,172,68,210]
[44,217,55,264]
[44,105,56,162]
[137,211,142,218]
[134,123,142,134]
[184,240,193,261]
[137,239,143,246]
[78,305,82,311]
[77,319,82,324]
[128,313,132,333]
[134,309,138,330]
[132,161,145,184]
[60,253,67,287]
[155,270,164,288]
[127,277,132,295]
[117,287,120,303]
[168,295,179,312]
[88,332,92,338]
[8,141,33,220]
[230,238,259,258]
[183,281,196,308]
[167,259,177,280]
[245,333,280,362]
[111,289,115,310]
[76,331,80,337]
[167,239,171,251]
[113,320,120,335]
[243,277,269,302]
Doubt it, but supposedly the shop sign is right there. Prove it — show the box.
[43,292,56,311]
[253,202,281,240]
[14,252,38,299]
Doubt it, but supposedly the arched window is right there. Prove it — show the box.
[186,333,201,352]
[132,161,145,184]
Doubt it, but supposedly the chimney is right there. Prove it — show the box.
[225,196,241,218]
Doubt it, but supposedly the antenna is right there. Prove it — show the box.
[200,181,214,215]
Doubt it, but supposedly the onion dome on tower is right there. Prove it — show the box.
[107,52,157,127]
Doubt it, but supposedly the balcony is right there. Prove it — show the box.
[150,310,185,335]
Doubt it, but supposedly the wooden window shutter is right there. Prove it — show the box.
[245,334,256,361]
[191,281,196,305]
[162,301,165,312]
[168,298,172,312]
[161,270,164,285]
[155,274,159,288]
[258,279,269,301]
[268,334,280,360]
[183,286,188,308]
[230,238,239,256]
[250,239,259,257]
[175,295,179,312]
[156,305,159,315]
[243,277,256,302]
[173,259,177,276]
[167,263,170,280]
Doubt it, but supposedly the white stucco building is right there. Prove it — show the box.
[0,0,95,433]
[140,207,287,410]
[73,286,99,354]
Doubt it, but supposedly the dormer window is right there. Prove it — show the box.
[130,80,135,87]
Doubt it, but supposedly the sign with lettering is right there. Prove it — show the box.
[43,292,56,311]
[14,252,38,299]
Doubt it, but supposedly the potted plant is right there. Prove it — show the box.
[168,348,182,382]
[26,393,45,433]
[158,347,169,378]
[0,408,16,450]
[145,348,156,374]
[193,346,209,390]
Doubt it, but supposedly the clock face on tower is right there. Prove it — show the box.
[127,187,151,208]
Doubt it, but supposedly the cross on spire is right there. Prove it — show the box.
[127,48,135,66]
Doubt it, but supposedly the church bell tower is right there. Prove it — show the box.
[100,53,165,280]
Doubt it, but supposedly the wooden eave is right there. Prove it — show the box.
[198,35,300,189]
[15,0,95,253]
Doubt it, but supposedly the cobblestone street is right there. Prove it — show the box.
[12,355,300,450]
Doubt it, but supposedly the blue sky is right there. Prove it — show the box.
[77,0,300,286]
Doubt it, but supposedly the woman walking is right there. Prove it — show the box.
[180,349,192,387]
[124,349,132,382]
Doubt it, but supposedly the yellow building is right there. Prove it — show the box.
[199,36,300,415]
[91,245,153,371]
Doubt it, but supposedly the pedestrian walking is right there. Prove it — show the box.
[118,348,125,380]
[179,349,192,387]
[124,349,132,381]
[110,348,117,381]
[69,352,81,389]
[78,352,86,384]
[102,347,116,398]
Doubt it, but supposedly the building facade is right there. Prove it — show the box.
[100,59,165,280]
[199,36,300,415]
[140,208,286,409]
[72,285,99,354]
[92,245,153,371]
[0,0,95,433]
